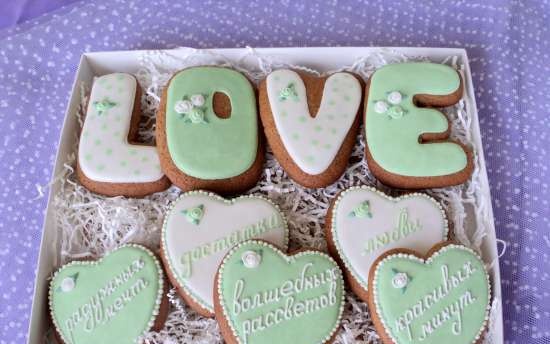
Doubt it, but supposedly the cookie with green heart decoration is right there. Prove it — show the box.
[160,191,289,317]
[367,242,491,344]
[326,186,448,300]
[214,240,345,344]
[48,244,168,344]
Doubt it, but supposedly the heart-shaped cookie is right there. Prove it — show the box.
[214,240,345,344]
[259,69,362,187]
[327,186,448,298]
[161,191,289,316]
[368,243,491,344]
[49,244,165,344]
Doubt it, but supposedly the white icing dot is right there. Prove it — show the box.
[190,94,205,107]
[60,277,75,292]
[387,91,402,105]
[374,100,389,113]
[241,251,261,268]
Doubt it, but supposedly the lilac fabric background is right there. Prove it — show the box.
[0,1,548,343]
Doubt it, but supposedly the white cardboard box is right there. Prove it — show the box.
[27,47,503,343]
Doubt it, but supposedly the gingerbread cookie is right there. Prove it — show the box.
[364,62,473,189]
[368,243,491,344]
[326,186,448,300]
[48,244,168,344]
[77,73,170,197]
[160,191,289,317]
[156,67,264,194]
[214,240,345,344]
[259,69,362,188]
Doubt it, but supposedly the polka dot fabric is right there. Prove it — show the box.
[0,1,548,343]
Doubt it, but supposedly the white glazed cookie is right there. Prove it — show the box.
[260,69,362,187]
[161,191,289,316]
[327,186,448,298]
[77,73,169,197]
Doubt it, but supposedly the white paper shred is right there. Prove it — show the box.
[48,47,498,344]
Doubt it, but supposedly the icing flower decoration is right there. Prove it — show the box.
[187,107,208,124]
[176,94,209,124]
[391,269,411,292]
[387,105,405,119]
[373,91,408,119]
[57,273,79,293]
[182,204,205,225]
[374,100,389,114]
[241,250,262,268]
[349,200,372,218]
[387,91,403,105]
[174,100,193,114]
[190,94,205,107]
[93,98,117,116]
[279,83,299,101]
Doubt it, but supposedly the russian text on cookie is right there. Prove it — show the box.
[331,186,448,291]
[162,191,289,313]
[48,244,164,344]
[217,240,345,344]
[371,244,491,344]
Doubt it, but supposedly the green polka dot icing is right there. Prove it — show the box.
[370,244,491,344]
[161,191,289,315]
[165,67,258,180]
[330,186,448,293]
[78,73,164,184]
[216,240,345,344]
[365,63,469,179]
[48,245,164,344]
[265,70,362,175]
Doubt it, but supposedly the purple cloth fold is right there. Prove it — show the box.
[0,1,548,343]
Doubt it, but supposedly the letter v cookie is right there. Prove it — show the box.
[77,73,170,197]
[259,69,363,188]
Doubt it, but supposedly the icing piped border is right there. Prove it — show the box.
[371,243,492,344]
[330,185,449,289]
[216,239,346,344]
[161,190,290,313]
[48,244,165,344]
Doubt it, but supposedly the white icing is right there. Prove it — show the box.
[394,262,479,341]
[60,277,75,292]
[392,272,409,289]
[374,100,389,114]
[234,264,340,342]
[162,192,288,312]
[332,187,448,290]
[387,90,402,104]
[265,70,361,175]
[78,73,164,183]
[190,94,205,107]
[242,251,261,269]
[175,99,193,113]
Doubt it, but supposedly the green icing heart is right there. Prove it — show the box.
[217,240,345,344]
[49,245,164,344]
[370,244,491,344]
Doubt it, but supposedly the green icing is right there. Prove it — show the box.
[366,63,467,177]
[373,245,490,344]
[166,67,258,179]
[49,245,163,344]
[218,241,344,344]
[348,200,372,218]
[182,204,205,225]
